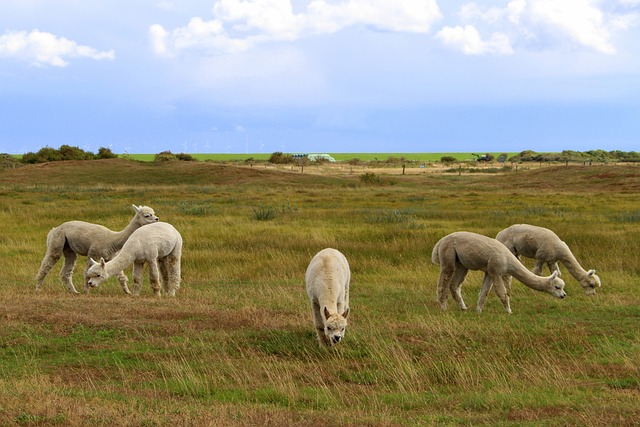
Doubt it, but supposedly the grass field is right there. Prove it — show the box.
[0,159,639,426]
[126,152,517,162]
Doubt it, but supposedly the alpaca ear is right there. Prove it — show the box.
[342,307,350,319]
[550,271,559,280]
[100,258,106,268]
[323,306,330,319]
[132,204,141,212]
[587,269,596,276]
[88,258,98,267]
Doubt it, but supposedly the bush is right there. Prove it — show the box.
[440,156,457,164]
[176,153,196,161]
[20,145,96,163]
[268,152,293,164]
[155,151,178,162]
[252,205,279,221]
[97,147,117,159]
[0,153,21,170]
[58,145,94,160]
[359,172,382,185]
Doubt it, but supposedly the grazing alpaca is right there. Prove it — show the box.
[305,248,350,347]
[35,205,158,294]
[496,224,601,295]
[85,222,182,297]
[431,231,566,314]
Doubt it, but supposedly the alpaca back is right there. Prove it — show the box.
[123,222,182,262]
[497,224,563,261]
[437,232,511,272]
[53,221,114,256]
[305,248,350,312]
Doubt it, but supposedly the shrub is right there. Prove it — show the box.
[20,145,95,163]
[441,156,457,164]
[155,151,178,162]
[58,145,94,160]
[359,172,382,185]
[176,153,196,161]
[0,153,21,170]
[97,147,118,159]
[252,205,279,221]
[268,152,293,164]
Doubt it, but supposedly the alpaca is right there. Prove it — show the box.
[305,248,350,347]
[496,224,601,295]
[35,204,158,294]
[85,222,182,297]
[431,231,567,314]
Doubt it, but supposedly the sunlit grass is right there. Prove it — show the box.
[0,160,638,425]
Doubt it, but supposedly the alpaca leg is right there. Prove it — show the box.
[164,256,181,297]
[148,259,162,297]
[449,265,469,311]
[549,262,561,277]
[132,262,145,296]
[159,258,170,294]
[312,302,330,347]
[436,266,454,311]
[60,248,80,294]
[493,277,512,314]
[35,229,65,291]
[532,259,544,275]
[116,270,132,294]
[476,273,494,313]
[35,251,62,291]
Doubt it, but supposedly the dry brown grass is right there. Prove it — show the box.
[0,159,639,426]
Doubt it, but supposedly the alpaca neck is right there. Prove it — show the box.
[104,250,136,278]
[507,261,550,292]
[558,248,588,280]
[110,218,141,249]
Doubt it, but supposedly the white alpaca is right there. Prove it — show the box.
[35,204,158,294]
[85,222,182,297]
[305,248,350,347]
[431,231,567,314]
[496,224,601,295]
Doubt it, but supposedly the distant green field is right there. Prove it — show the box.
[127,152,517,162]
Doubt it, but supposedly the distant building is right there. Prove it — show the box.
[307,154,336,162]
[291,153,337,162]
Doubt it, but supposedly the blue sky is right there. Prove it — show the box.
[1,0,639,155]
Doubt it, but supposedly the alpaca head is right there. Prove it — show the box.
[547,271,567,299]
[132,205,159,226]
[580,269,601,295]
[323,306,349,346]
[85,257,109,288]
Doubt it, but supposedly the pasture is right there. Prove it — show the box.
[0,159,639,426]
[126,152,516,162]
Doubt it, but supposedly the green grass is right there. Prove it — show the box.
[125,152,519,162]
[0,159,639,426]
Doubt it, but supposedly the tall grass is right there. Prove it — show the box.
[0,160,638,425]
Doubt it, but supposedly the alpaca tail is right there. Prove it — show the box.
[45,227,57,246]
[431,239,441,265]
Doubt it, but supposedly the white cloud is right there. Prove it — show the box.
[150,0,442,56]
[0,29,115,67]
[436,25,513,55]
[439,0,640,55]
[306,0,442,34]
[530,0,616,54]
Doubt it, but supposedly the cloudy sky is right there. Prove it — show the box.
[1,0,639,155]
